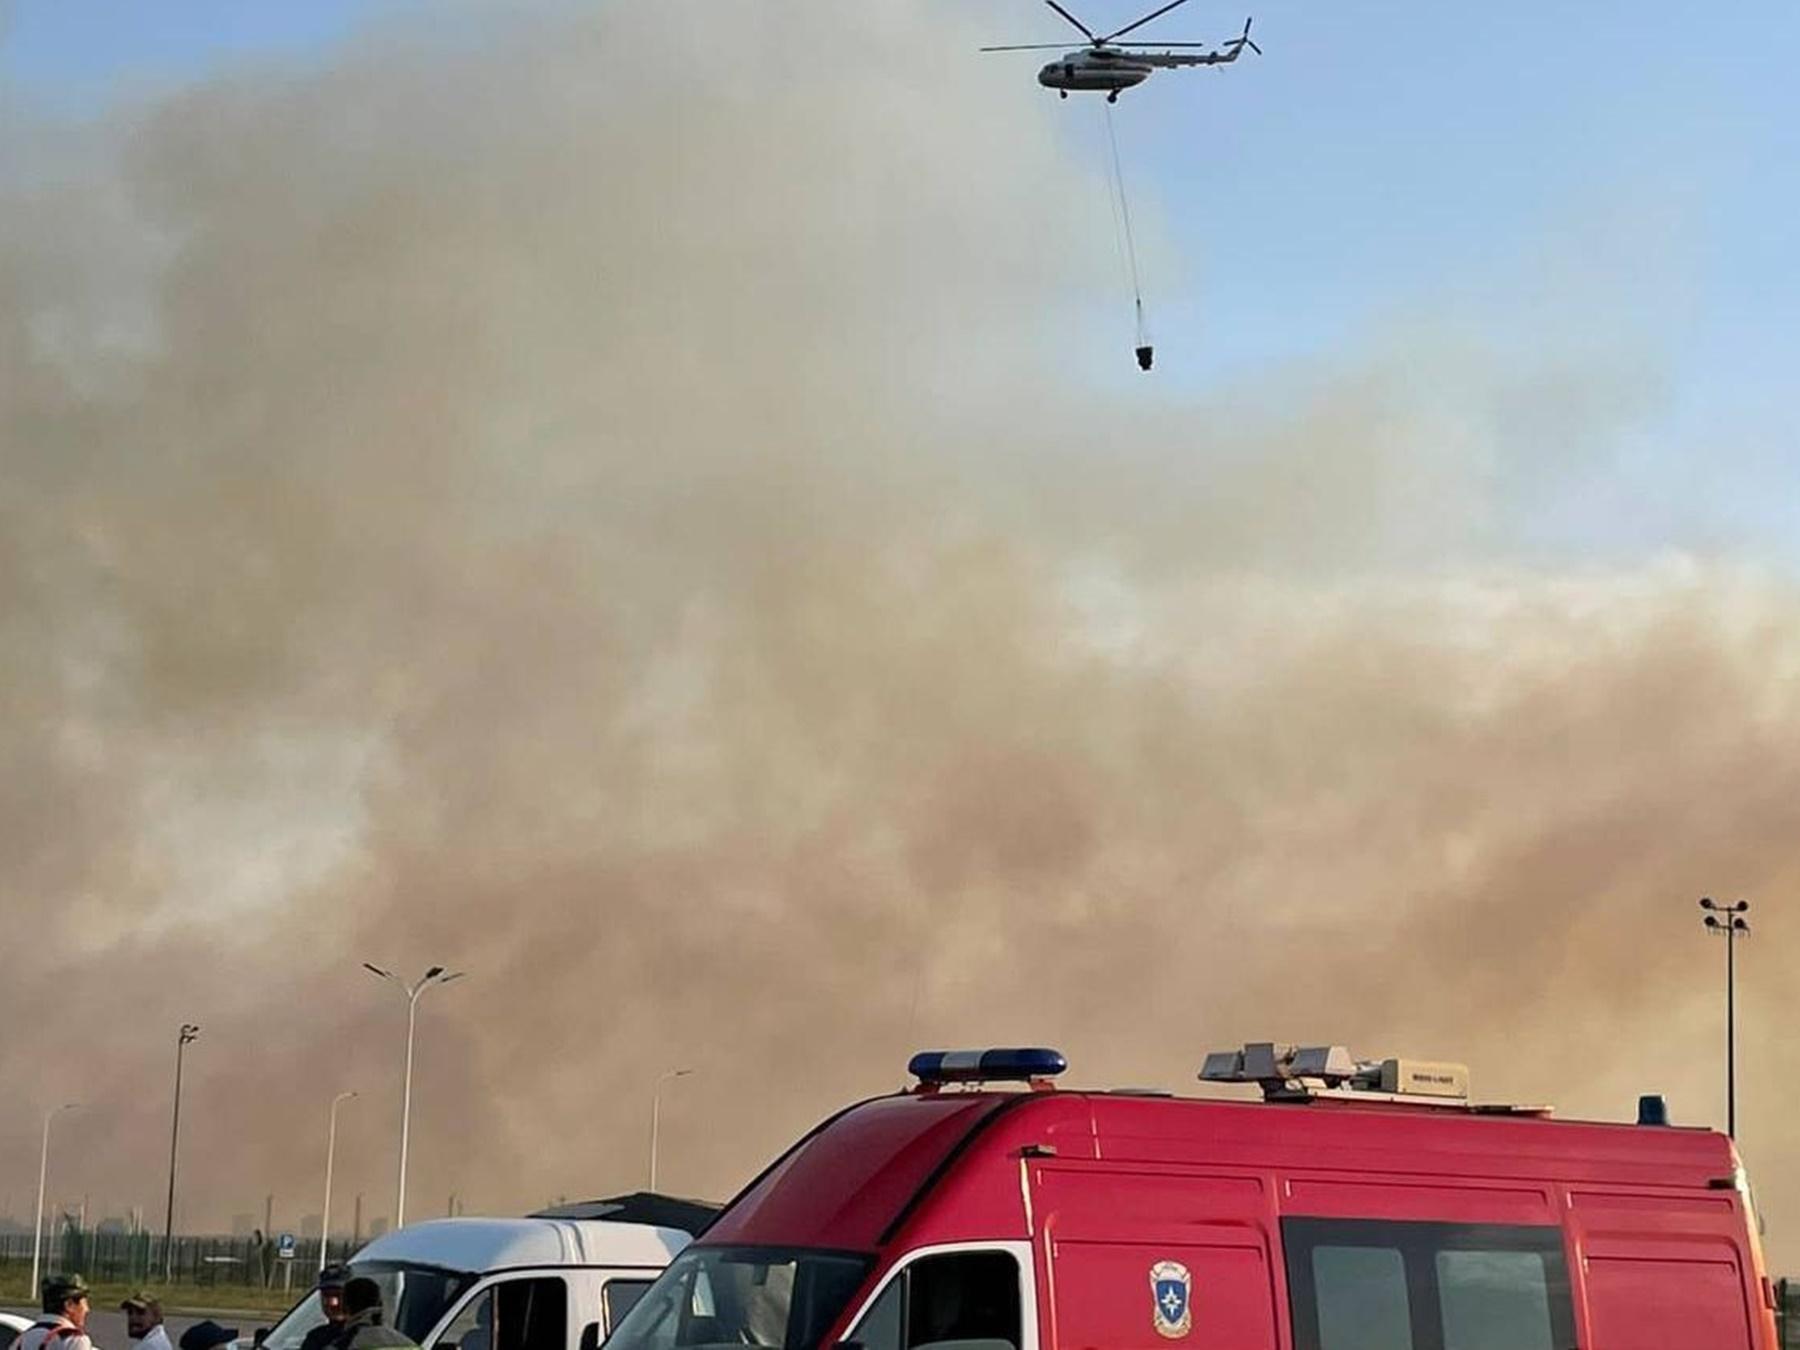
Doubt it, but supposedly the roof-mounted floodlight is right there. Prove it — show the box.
[1197,1042,1516,1111]
[909,1048,1068,1089]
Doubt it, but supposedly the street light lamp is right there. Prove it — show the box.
[320,1090,358,1274]
[164,1023,200,1281]
[365,964,463,1228]
[1700,898,1751,1137]
[32,1102,80,1296]
[648,1068,693,1192]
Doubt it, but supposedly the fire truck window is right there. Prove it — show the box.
[848,1252,1022,1350]
[1283,1219,1575,1350]
[905,1252,1022,1350]
[1310,1247,1412,1350]
[607,1247,873,1350]
[1435,1251,1553,1350]
[849,1277,903,1350]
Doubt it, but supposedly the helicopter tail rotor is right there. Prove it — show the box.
[1226,16,1262,56]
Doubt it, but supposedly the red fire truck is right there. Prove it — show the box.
[604,1044,1778,1350]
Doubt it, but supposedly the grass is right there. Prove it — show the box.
[0,1277,292,1318]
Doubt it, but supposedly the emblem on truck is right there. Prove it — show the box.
[1149,1260,1192,1339]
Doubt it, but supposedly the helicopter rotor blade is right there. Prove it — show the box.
[1110,41,1222,47]
[980,43,1082,50]
[1042,0,1098,42]
[1100,0,1192,44]
[1239,17,1262,54]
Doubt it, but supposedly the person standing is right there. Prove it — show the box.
[252,1230,274,1290]
[18,1275,97,1350]
[120,1295,170,1350]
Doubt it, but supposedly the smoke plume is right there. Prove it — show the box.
[3,0,1798,1267]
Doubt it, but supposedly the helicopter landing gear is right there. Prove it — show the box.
[1059,89,1069,98]
[1107,89,1119,103]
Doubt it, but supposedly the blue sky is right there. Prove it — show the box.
[1,0,377,101]
[5,0,1796,567]
[1042,0,1800,563]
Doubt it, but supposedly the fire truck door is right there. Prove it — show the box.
[1030,1167,1279,1350]
[1048,1238,1278,1350]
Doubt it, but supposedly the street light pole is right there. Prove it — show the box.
[320,1090,358,1274]
[648,1069,692,1192]
[164,1023,200,1281]
[364,964,463,1229]
[31,1103,79,1296]
[1700,898,1751,1137]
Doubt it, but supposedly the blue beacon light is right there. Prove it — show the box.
[908,1048,1069,1086]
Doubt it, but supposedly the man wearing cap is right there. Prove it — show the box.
[121,1295,170,1350]
[18,1275,96,1350]
[299,1267,353,1350]
[331,1278,414,1350]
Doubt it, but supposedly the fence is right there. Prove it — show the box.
[0,1228,358,1291]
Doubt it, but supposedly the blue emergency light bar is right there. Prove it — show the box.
[908,1048,1068,1085]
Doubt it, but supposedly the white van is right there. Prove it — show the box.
[255,1217,691,1350]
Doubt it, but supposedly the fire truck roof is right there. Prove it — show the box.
[702,1078,1738,1253]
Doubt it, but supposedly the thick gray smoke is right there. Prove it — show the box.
[4,0,1799,1267]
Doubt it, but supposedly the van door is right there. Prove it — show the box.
[1050,1239,1277,1350]
[437,1275,572,1350]
[1030,1167,1280,1350]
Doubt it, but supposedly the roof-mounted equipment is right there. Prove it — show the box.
[909,1047,1067,1092]
[1199,1042,1543,1113]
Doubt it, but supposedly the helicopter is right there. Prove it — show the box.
[983,0,1260,102]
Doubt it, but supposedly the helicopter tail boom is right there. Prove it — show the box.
[1119,17,1259,67]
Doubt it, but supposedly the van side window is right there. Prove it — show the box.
[606,1281,656,1333]
[443,1277,570,1350]
[1284,1220,1572,1350]
[850,1252,1022,1350]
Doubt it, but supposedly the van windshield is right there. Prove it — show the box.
[261,1262,479,1350]
[605,1246,872,1350]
